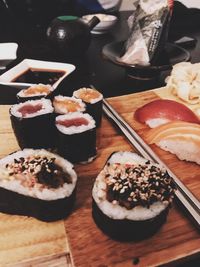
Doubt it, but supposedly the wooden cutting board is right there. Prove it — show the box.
[65,88,200,267]
[0,106,72,267]
[1,87,200,267]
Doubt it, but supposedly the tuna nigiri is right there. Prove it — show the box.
[146,121,200,164]
[134,99,200,128]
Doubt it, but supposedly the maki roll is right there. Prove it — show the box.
[92,151,176,241]
[0,149,77,221]
[73,87,103,127]
[17,84,53,102]
[10,98,56,149]
[53,95,86,115]
[56,112,97,163]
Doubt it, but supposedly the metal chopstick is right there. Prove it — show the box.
[103,99,200,229]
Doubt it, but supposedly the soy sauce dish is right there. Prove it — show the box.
[0,59,76,89]
[82,14,118,34]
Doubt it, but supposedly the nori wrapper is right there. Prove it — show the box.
[92,199,169,241]
[0,185,76,222]
[84,100,102,128]
[17,94,48,103]
[10,111,56,149]
[56,128,97,163]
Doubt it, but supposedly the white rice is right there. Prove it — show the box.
[53,95,86,114]
[0,149,77,200]
[158,139,200,165]
[146,118,171,128]
[92,151,168,221]
[10,98,54,118]
[73,87,103,104]
[17,84,53,98]
[108,151,148,165]
[56,112,96,135]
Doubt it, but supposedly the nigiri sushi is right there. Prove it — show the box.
[146,121,200,164]
[134,99,200,128]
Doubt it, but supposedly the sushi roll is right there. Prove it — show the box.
[10,98,56,149]
[53,95,86,115]
[0,149,77,221]
[17,84,53,102]
[92,151,176,241]
[56,112,97,163]
[73,87,103,127]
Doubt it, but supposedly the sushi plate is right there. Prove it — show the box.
[0,58,76,89]
[65,89,200,267]
[1,88,200,266]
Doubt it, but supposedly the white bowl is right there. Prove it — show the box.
[0,58,76,89]
[0,43,18,70]
[82,14,118,34]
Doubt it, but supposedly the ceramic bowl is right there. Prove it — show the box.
[0,43,18,70]
[102,41,191,79]
[82,14,118,34]
[0,59,75,89]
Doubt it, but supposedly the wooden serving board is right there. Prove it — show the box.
[66,88,200,267]
[1,87,200,267]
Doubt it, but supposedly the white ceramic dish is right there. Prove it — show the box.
[0,59,76,89]
[82,14,118,34]
[0,43,18,70]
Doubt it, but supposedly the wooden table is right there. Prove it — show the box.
[0,87,200,266]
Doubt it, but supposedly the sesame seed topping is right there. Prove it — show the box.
[4,155,72,189]
[105,162,176,209]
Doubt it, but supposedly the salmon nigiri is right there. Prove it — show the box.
[146,121,200,164]
[134,99,200,128]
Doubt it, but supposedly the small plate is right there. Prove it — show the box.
[0,59,76,89]
[102,41,191,79]
[82,14,118,35]
[0,43,18,70]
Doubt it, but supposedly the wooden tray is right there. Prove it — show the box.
[0,88,200,266]
[66,89,200,267]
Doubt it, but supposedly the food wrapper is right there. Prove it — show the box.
[118,0,174,66]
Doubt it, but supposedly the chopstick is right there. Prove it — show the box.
[103,98,200,229]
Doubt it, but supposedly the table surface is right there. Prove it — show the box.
[0,2,200,266]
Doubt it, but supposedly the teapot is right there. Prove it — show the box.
[46,15,100,57]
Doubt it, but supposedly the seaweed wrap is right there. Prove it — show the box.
[73,87,103,127]
[53,95,86,115]
[17,84,53,102]
[56,112,97,163]
[10,98,56,149]
[92,151,176,241]
[0,149,77,221]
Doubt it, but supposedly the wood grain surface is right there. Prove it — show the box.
[65,89,200,267]
[0,106,71,267]
[1,88,200,267]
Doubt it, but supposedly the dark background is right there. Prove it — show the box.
[1,1,200,104]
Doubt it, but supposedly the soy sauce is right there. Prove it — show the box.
[12,68,65,85]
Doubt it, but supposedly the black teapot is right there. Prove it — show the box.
[46,15,100,57]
